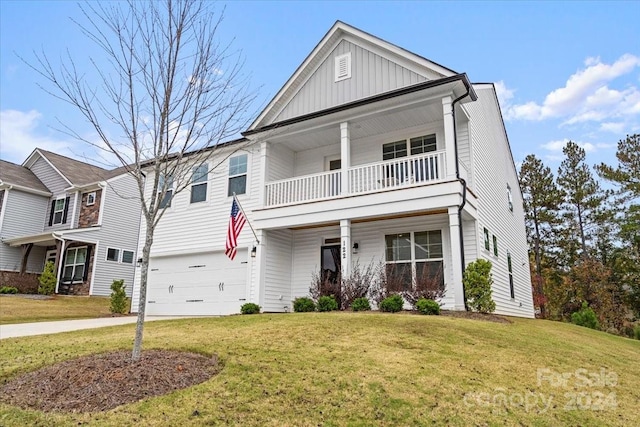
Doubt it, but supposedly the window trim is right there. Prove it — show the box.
[190,163,209,204]
[228,154,248,197]
[382,133,437,161]
[507,185,513,212]
[52,198,66,225]
[121,250,135,265]
[384,230,444,291]
[63,246,87,284]
[483,228,490,251]
[106,247,120,262]
[492,235,498,257]
[86,191,96,206]
[507,250,515,299]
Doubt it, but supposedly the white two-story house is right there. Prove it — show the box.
[0,149,141,296]
[131,21,534,318]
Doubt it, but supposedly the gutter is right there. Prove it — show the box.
[451,81,472,312]
[52,232,66,295]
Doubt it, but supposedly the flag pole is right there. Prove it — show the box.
[233,193,260,244]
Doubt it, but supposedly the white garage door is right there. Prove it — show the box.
[146,250,248,316]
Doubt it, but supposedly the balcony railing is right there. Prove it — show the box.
[264,150,446,207]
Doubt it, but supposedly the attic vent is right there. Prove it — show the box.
[334,52,351,82]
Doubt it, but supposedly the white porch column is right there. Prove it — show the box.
[442,96,457,179]
[258,141,268,208]
[254,229,267,307]
[340,219,352,278]
[448,206,466,310]
[340,122,351,195]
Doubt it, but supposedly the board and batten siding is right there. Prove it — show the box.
[131,143,261,311]
[0,189,50,272]
[466,84,534,318]
[262,229,293,312]
[274,39,432,123]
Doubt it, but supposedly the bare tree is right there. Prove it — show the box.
[30,0,255,360]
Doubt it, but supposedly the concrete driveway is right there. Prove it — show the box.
[0,316,187,340]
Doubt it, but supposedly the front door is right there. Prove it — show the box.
[320,245,341,302]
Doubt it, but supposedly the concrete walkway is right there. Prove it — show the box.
[0,316,187,340]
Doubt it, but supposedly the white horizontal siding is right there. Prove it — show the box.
[263,229,293,312]
[268,143,295,181]
[466,85,534,318]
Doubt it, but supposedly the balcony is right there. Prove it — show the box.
[264,150,446,207]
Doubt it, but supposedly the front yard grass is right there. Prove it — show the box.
[0,312,639,426]
[0,295,113,324]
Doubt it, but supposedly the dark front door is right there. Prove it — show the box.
[320,245,341,302]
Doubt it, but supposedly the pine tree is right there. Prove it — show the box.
[519,154,564,317]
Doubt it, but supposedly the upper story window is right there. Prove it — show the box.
[493,235,498,257]
[483,227,490,251]
[190,164,208,204]
[410,134,437,155]
[158,174,173,208]
[49,197,69,226]
[507,251,515,299]
[383,134,437,160]
[382,141,408,160]
[86,192,96,206]
[228,154,247,196]
[334,52,351,82]
[507,185,513,212]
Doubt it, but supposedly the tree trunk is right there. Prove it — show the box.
[132,220,154,361]
[532,209,546,318]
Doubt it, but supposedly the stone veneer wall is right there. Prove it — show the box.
[78,189,102,228]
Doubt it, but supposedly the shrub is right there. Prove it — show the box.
[340,260,379,310]
[351,297,371,312]
[109,279,129,314]
[416,298,440,315]
[293,297,316,312]
[317,295,338,312]
[38,261,56,295]
[309,270,341,308]
[0,286,19,294]
[571,302,600,330]
[240,302,261,314]
[634,325,640,341]
[371,263,405,306]
[379,294,404,313]
[463,259,496,313]
[403,263,446,309]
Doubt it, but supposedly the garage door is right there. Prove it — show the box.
[146,250,248,316]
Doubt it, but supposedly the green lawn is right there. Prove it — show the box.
[0,295,113,324]
[1,312,638,426]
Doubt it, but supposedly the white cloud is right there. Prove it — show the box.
[504,54,640,125]
[540,138,602,154]
[0,109,72,164]
[494,80,514,108]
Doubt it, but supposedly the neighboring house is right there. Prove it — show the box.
[0,149,141,296]
[131,21,534,318]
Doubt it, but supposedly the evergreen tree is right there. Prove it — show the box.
[519,154,564,317]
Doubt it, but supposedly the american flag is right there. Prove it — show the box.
[225,198,246,260]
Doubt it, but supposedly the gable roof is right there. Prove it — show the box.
[249,20,458,130]
[0,159,51,195]
[23,149,111,187]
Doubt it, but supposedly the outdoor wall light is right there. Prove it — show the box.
[251,246,257,258]
[352,242,359,253]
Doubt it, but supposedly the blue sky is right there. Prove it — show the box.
[1,1,639,171]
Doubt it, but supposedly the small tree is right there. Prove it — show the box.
[402,262,445,309]
[340,260,379,310]
[110,279,128,314]
[571,302,600,330]
[463,259,496,313]
[38,261,56,295]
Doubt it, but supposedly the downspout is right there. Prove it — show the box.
[451,83,471,311]
[52,232,65,294]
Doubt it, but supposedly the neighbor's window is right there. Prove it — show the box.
[158,174,173,208]
[483,228,490,251]
[106,248,120,262]
[228,154,248,196]
[507,251,515,299]
[493,235,498,257]
[122,250,134,264]
[86,192,96,206]
[385,230,444,291]
[190,163,208,203]
[63,247,87,283]
[52,198,66,225]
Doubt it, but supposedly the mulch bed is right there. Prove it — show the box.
[0,350,221,413]
[440,310,512,324]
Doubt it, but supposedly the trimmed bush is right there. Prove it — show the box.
[416,298,440,315]
[634,325,640,341]
[463,259,496,313]
[0,286,19,294]
[571,302,600,330]
[38,261,56,295]
[317,295,338,312]
[240,302,261,314]
[293,297,316,313]
[379,294,404,313]
[351,297,371,312]
[109,279,129,314]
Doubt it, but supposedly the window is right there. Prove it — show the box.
[382,141,408,160]
[483,228,490,251]
[190,164,208,203]
[328,159,341,171]
[507,185,513,212]
[507,251,515,299]
[385,230,444,291]
[158,174,173,208]
[493,235,498,257]
[334,52,351,82]
[86,192,96,206]
[63,247,87,283]
[122,250,134,264]
[228,154,248,196]
[50,197,67,225]
[410,134,437,155]
[106,248,120,262]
